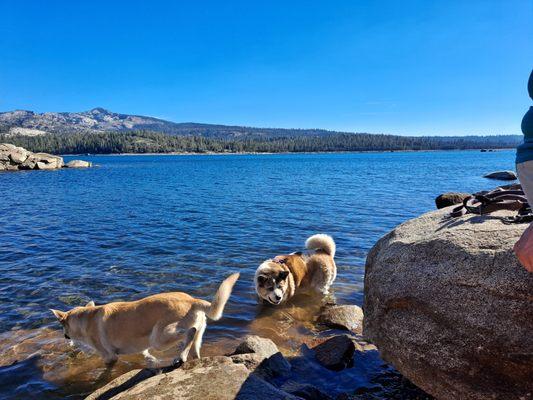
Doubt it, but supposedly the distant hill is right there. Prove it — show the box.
[0,107,522,154]
[0,108,348,138]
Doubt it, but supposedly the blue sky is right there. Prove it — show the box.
[1,1,531,136]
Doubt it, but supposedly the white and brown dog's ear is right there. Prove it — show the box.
[50,309,67,322]
[278,271,289,280]
[85,300,95,307]
[257,275,268,287]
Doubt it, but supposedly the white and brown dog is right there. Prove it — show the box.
[50,273,239,368]
[255,234,336,305]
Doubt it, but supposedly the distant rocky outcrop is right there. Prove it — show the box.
[0,143,91,171]
[0,143,63,171]
[435,192,470,209]
[483,170,517,180]
[65,159,92,168]
[364,208,533,399]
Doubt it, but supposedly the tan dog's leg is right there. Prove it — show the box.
[149,321,184,352]
[190,312,207,359]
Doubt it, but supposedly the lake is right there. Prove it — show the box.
[0,150,517,399]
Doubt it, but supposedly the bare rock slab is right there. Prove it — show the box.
[364,208,533,399]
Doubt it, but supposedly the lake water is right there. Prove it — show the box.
[0,150,517,399]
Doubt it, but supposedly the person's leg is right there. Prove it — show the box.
[514,160,533,272]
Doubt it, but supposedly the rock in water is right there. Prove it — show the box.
[483,170,517,180]
[435,192,470,209]
[231,335,280,358]
[65,160,92,168]
[0,143,64,171]
[313,335,356,371]
[318,305,364,333]
[364,208,533,399]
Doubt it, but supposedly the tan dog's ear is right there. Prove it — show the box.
[50,309,67,321]
[85,300,95,307]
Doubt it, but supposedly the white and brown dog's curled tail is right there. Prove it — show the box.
[305,234,336,258]
[203,272,240,321]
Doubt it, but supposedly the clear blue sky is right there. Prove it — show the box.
[1,1,531,136]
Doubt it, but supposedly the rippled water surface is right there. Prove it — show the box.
[0,150,516,399]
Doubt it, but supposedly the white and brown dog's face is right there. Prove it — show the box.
[255,261,290,305]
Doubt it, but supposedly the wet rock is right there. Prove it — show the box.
[231,335,279,358]
[318,305,363,333]
[435,192,470,209]
[66,159,92,168]
[313,335,355,371]
[483,170,517,180]
[364,208,533,399]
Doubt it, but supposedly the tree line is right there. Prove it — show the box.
[0,131,522,154]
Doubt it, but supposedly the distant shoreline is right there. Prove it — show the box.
[61,148,514,157]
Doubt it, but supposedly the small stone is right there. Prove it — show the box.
[318,305,364,333]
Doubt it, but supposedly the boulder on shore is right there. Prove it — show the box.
[0,143,91,171]
[364,208,533,399]
[435,192,470,209]
[483,170,517,180]
[0,144,64,171]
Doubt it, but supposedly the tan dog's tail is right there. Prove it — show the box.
[202,273,240,321]
[306,234,336,258]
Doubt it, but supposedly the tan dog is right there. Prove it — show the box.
[51,273,239,368]
[255,234,336,305]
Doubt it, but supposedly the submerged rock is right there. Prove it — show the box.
[364,208,533,399]
[318,305,364,333]
[434,192,470,209]
[483,170,517,180]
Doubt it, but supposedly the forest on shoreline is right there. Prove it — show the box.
[0,131,521,155]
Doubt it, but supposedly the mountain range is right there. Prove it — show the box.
[0,108,345,138]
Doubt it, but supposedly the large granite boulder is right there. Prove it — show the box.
[364,208,533,399]
[0,143,64,171]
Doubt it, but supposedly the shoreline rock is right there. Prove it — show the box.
[0,143,91,171]
[364,208,533,399]
[483,170,517,180]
